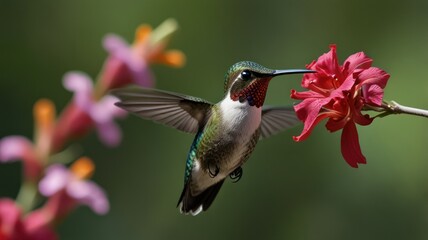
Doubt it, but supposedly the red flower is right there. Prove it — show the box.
[291,45,390,167]
[0,198,57,240]
[0,199,26,240]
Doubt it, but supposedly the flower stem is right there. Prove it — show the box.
[16,180,38,213]
[379,100,428,118]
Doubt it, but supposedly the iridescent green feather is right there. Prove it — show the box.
[223,61,275,93]
[184,131,204,183]
[183,106,221,183]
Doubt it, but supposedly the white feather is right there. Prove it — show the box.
[218,92,262,170]
[219,92,262,140]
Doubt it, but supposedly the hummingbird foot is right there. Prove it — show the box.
[229,167,243,183]
[208,163,220,178]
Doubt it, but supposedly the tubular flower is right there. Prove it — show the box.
[98,18,186,94]
[0,136,41,182]
[37,157,109,219]
[0,198,27,240]
[0,99,57,180]
[291,45,390,167]
[0,198,57,240]
[33,99,56,159]
[53,72,126,149]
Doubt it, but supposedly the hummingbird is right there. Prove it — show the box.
[112,61,314,216]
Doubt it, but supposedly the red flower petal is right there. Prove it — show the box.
[290,89,325,100]
[0,199,27,239]
[330,74,357,97]
[348,94,373,126]
[342,51,372,77]
[357,67,390,88]
[293,113,329,142]
[364,84,384,106]
[302,45,341,90]
[293,98,332,141]
[325,99,350,132]
[316,45,340,76]
[351,103,373,126]
[340,121,366,168]
[356,67,390,107]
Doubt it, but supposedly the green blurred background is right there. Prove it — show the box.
[1,0,428,239]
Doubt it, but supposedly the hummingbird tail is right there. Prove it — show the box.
[177,179,225,216]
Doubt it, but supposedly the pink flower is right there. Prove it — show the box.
[37,157,109,219]
[0,136,36,164]
[0,198,57,240]
[17,158,107,239]
[52,20,186,151]
[0,198,27,240]
[0,136,42,182]
[97,19,186,95]
[0,99,56,181]
[53,72,126,149]
[291,45,390,167]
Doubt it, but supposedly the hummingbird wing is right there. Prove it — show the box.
[260,106,301,139]
[111,87,213,134]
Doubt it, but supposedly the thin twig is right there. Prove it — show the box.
[380,101,428,118]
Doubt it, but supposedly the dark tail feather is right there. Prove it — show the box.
[177,179,225,216]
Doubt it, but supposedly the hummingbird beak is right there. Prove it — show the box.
[271,69,316,77]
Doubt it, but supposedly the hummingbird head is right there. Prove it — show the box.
[224,61,315,107]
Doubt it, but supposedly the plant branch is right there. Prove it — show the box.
[379,100,428,118]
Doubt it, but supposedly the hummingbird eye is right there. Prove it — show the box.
[241,70,252,81]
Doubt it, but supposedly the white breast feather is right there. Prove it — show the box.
[219,92,262,136]
[191,93,262,193]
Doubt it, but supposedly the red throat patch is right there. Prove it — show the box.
[231,78,270,108]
